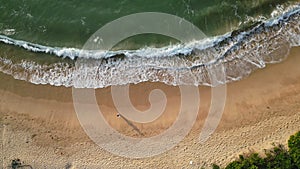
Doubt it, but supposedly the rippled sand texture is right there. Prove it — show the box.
[0,47,300,168]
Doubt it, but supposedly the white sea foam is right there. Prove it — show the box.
[0,5,299,88]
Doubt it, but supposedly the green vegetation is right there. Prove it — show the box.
[213,131,300,169]
[289,131,300,168]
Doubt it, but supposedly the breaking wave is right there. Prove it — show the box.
[0,5,299,88]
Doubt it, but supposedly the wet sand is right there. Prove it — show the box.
[1,47,300,168]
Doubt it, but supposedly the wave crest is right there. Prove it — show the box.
[0,5,299,88]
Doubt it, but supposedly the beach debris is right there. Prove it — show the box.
[65,162,73,169]
[9,159,33,169]
[31,134,37,139]
[11,159,22,169]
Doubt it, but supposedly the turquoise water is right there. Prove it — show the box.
[0,0,299,88]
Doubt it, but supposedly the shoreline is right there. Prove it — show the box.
[1,47,300,168]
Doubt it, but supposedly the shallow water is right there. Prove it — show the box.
[0,0,299,88]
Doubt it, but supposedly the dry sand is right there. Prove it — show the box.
[1,47,300,168]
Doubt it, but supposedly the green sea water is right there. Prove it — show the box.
[0,0,298,48]
[0,0,299,88]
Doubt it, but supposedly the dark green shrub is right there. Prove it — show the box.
[288,131,300,168]
[225,153,265,169]
[212,163,221,169]
[225,161,242,169]
[265,144,293,169]
[217,131,300,169]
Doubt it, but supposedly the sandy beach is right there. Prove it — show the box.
[1,47,300,168]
